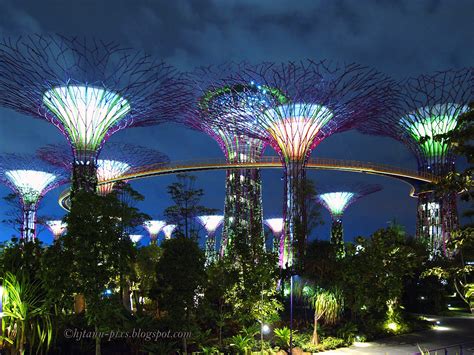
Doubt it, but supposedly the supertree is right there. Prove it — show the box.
[0,154,68,241]
[264,217,284,255]
[357,69,472,256]
[316,183,382,257]
[38,142,169,195]
[0,35,186,197]
[143,220,166,245]
[162,224,177,240]
[129,234,143,244]
[196,215,224,265]
[184,64,284,257]
[210,61,395,269]
[45,220,67,240]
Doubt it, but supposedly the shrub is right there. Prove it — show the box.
[321,336,345,349]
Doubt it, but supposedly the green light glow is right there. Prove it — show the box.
[43,85,131,157]
[401,104,467,159]
[318,192,355,217]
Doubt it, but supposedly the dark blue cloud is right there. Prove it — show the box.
[0,0,472,242]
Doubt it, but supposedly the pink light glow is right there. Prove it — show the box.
[263,104,333,160]
[197,215,224,233]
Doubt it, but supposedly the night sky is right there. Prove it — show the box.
[0,0,472,244]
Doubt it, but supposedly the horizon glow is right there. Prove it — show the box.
[401,103,467,159]
[43,85,131,155]
[162,224,177,239]
[46,220,67,238]
[263,103,333,160]
[319,192,355,217]
[197,215,224,233]
[5,170,58,204]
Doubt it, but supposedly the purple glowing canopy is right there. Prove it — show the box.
[357,68,472,176]
[0,35,187,192]
[0,154,68,240]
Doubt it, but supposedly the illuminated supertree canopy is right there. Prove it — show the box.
[356,68,472,257]
[129,234,143,244]
[162,224,177,240]
[184,64,287,257]
[38,142,169,195]
[212,61,395,268]
[264,217,285,264]
[45,220,67,240]
[0,154,68,241]
[0,34,187,194]
[357,69,471,175]
[316,184,382,257]
[143,220,166,244]
[197,215,224,265]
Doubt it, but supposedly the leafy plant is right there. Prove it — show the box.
[0,272,53,355]
[321,336,345,349]
[229,334,253,353]
[336,322,358,343]
[273,326,294,349]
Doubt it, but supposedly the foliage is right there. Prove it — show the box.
[164,173,217,239]
[273,326,293,349]
[341,225,425,322]
[0,272,52,354]
[296,282,343,345]
[228,334,254,353]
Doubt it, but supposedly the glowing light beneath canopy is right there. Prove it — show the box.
[5,170,58,204]
[46,220,67,238]
[263,103,333,160]
[43,85,131,156]
[319,192,355,217]
[401,104,467,159]
[264,218,284,235]
[96,159,131,194]
[143,220,166,239]
[129,234,143,243]
[197,215,224,233]
[162,224,177,239]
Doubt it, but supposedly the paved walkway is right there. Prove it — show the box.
[323,315,474,354]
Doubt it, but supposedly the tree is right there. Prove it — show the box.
[341,225,425,323]
[296,282,343,345]
[43,185,148,355]
[154,236,206,353]
[164,173,217,239]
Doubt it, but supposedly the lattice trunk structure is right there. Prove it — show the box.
[0,35,185,198]
[196,215,224,266]
[357,69,472,257]
[317,185,382,258]
[217,61,395,270]
[220,135,266,257]
[0,154,67,241]
[186,66,278,257]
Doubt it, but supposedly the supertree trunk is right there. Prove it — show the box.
[416,190,458,257]
[205,232,217,266]
[221,166,264,256]
[71,161,98,195]
[21,204,37,241]
[330,219,345,258]
[282,160,307,270]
